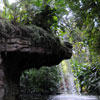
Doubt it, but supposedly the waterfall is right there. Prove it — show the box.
[66,60,77,94]
[59,63,67,92]
[58,60,78,94]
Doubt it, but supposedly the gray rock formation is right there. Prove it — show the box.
[0,19,72,100]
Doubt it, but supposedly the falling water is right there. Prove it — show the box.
[54,60,99,100]
[66,60,77,94]
[58,60,77,94]
[59,63,67,92]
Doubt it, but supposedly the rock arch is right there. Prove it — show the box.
[0,19,72,100]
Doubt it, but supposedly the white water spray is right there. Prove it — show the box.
[66,60,77,94]
[56,60,99,100]
[58,60,77,94]
[59,63,67,92]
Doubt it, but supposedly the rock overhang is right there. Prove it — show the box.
[0,19,72,69]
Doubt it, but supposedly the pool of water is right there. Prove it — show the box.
[52,94,99,100]
[21,94,99,100]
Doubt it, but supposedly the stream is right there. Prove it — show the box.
[20,94,99,100]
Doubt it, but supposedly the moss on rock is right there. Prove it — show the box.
[0,19,61,52]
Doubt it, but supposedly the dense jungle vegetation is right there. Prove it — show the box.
[0,0,100,95]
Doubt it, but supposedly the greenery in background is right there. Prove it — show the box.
[20,66,61,94]
[1,0,70,33]
[0,0,100,95]
[66,0,100,53]
[71,58,100,95]
[65,0,100,95]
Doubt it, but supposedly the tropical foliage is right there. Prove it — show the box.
[0,0,100,95]
[20,66,60,94]
[65,0,100,95]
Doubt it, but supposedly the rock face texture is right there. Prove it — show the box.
[0,19,72,100]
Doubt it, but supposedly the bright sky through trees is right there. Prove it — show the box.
[0,0,17,10]
[8,0,16,4]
